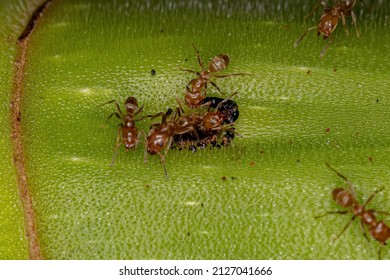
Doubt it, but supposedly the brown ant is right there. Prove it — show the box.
[145,107,198,178]
[96,97,146,165]
[180,44,249,108]
[294,0,360,58]
[316,163,390,259]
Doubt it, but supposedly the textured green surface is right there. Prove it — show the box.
[2,0,390,259]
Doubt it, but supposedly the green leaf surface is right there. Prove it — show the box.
[2,0,390,259]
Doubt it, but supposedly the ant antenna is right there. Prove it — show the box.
[294,26,317,48]
[325,162,357,196]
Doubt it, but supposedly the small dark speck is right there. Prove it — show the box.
[160,29,164,33]
[187,232,190,236]
[201,203,204,207]
[376,99,379,103]
[368,157,373,163]
[325,127,330,133]
[231,176,237,180]
[333,68,337,72]
[297,159,300,163]
[185,58,188,61]
[250,161,255,166]
[151,69,156,75]
[221,176,227,181]
[307,70,311,75]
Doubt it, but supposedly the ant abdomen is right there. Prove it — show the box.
[208,54,230,72]
[332,188,356,208]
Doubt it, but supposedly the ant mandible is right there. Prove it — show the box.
[294,0,360,58]
[97,97,146,165]
[180,44,249,108]
[316,163,390,259]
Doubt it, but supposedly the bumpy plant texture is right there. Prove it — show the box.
[1,0,389,259]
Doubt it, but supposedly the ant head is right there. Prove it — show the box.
[208,54,230,72]
[124,97,139,113]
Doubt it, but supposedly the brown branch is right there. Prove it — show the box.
[11,0,53,260]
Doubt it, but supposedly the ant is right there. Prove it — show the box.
[316,163,390,259]
[180,44,249,108]
[96,97,146,165]
[294,0,360,58]
[145,107,198,178]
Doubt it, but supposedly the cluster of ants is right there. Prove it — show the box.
[97,44,248,178]
[95,0,389,259]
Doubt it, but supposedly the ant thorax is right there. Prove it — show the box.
[124,117,135,128]
[199,70,211,80]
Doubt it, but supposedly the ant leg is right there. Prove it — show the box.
[134,115,149,122]
[359,219,370,242]
[350,11,360,38]
[214,92,238,111]
[147,111,166,122]
[180,67,200,75]
[160,137,174,179]
[171,107,182,121]
[319,35,335,59]
[294,26,317,48]
[333,215,357,241]
[372,210,390,216]
[315,210,349,219]
[175,99,186,114]
[304,0,325,20]
[363,187,385,208]
[213,72,252,78]
[111,126,122,166]
[192,44,204,69]
[378,245,384,260]
[210,81,223,94]
[96,99,124,115]
[340,11,350,36]
[135,130,146,149]
[134,104,144,116]
[325,162,356,197]
[101,112,122,127]
[176,97,188,110]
